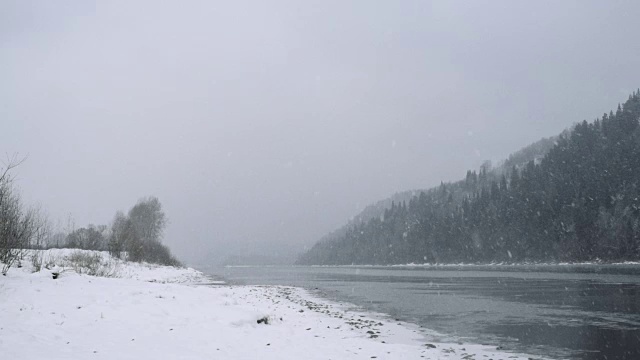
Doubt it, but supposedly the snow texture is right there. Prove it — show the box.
[1,249,545,359]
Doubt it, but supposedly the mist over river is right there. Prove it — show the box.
[211,264,640,360]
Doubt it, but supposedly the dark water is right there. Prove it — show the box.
[210,264,640,360]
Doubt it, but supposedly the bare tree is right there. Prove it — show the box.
[126,197,166,262]
[123,197,178,265]
[128,196,166,245]
[65,225,106,250]
[0,155,49,274]
[106,197,178,265]
[108,211,131,259]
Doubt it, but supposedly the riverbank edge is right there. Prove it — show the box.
[2,249,547,360]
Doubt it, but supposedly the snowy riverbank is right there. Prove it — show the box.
[1,249,544,359]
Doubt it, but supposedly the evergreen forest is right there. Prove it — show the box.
[298,91,640,264]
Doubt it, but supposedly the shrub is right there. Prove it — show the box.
[66,251,118,277]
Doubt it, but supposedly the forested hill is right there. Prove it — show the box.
[298,91,640,265]
[310,136,557,257]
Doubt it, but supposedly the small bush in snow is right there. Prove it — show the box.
[66,251,118,277]
[31,251,42,272]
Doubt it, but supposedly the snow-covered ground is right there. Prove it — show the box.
[1,249,545,359]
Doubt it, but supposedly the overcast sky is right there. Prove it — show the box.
[2,1,639,264]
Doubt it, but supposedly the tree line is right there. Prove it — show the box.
[59,196,179,266]
[1,161,179,274]
[298,91,640,265]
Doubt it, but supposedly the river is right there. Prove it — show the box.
[210,264,640,360]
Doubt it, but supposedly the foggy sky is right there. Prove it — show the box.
[2,1,640,264]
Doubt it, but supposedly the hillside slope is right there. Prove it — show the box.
[299,91,640,264]
[309,136,557,258]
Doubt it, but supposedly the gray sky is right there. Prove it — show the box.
[2,1,639,264]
